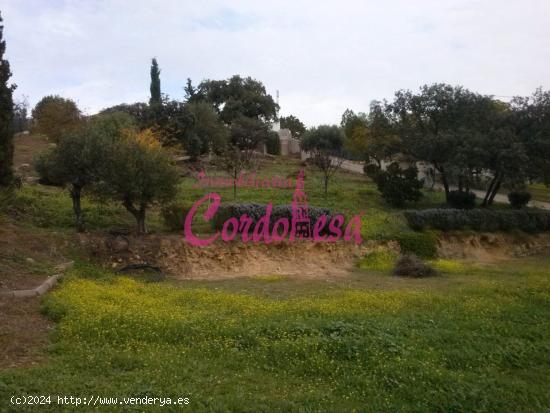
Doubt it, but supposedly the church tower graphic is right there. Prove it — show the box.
[291,170,311,239]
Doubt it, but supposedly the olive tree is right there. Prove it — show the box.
[35,112,135,232]
[100,132,179,234]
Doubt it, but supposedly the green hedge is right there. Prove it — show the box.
[212,203,335,234]
[404,209,550,233]
[394,231,438,258]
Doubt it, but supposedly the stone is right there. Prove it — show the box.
[105,234,130,253]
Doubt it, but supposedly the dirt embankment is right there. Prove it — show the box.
[436,232,550,262]
[82,233,398,280]
[82,231,550,279]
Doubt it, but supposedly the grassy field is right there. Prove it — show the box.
[3,156,447,259]
[1,258,549,412]
[2,137,550,412]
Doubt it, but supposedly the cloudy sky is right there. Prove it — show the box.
[2,0,549,125]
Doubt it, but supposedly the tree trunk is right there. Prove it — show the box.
[487,176,502,206]
[123,199,148,234]
[441,171,449,202]
[70,184,84,232]
[433,163,449,199]
[137,208,147,234]
[482,173,501,207]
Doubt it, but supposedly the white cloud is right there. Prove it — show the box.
[2,0,549,125]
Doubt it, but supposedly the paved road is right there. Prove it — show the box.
[333,157,550,211]
[436,186,550,211]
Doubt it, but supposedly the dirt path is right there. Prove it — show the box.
[0,296,53,369]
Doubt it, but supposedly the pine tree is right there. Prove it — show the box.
[149,58,161,106]
[0,11,15,186]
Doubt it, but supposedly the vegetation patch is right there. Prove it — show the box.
[1,264,549,411]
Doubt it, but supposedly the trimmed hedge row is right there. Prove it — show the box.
[212,203,335,234]
[404,209,550,233]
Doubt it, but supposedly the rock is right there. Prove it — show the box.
[26,176,40,184]
[105,234,130,253]
[25,257,35,264]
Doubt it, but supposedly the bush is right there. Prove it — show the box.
[447,190,476,209]
[212,203,335,235]
[404,209,550,233]
[161,203,190,232]
[508,191,532,209]
[393,254,438,278]
[265,132,281,155]
[367,163,423,208]
[394,230,438,258]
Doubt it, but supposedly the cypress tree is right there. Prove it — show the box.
[0,11,15,186]
[149,58,161,106]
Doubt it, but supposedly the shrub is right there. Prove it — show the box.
[508,191,532,209]
[393,254,438,278]
[161,203,190,232]
[212,203,334,235]
[367,163,423,208]
[265,132,281,155]
[404,209,550,233]
[447,190,476,209]
[394,230,438,258]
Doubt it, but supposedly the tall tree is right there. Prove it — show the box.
[345,101,399,167]
[185,101,229,160]
[512,88,550,184]
[0,11,15,186]
[391,84,475,201]
[340,108,367,140]
[31,95,82,142]
[280,115,306,138]
[149,58,161,106]
[196,75,278,124]
[184,78,198,102]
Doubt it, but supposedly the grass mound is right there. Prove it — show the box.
[393,254,438,278]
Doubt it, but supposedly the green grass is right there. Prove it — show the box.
[1,259,549,412]
[176,158,442,255]
[0,185,164,232]
[2,158,445,248]
[529,183,550,203]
